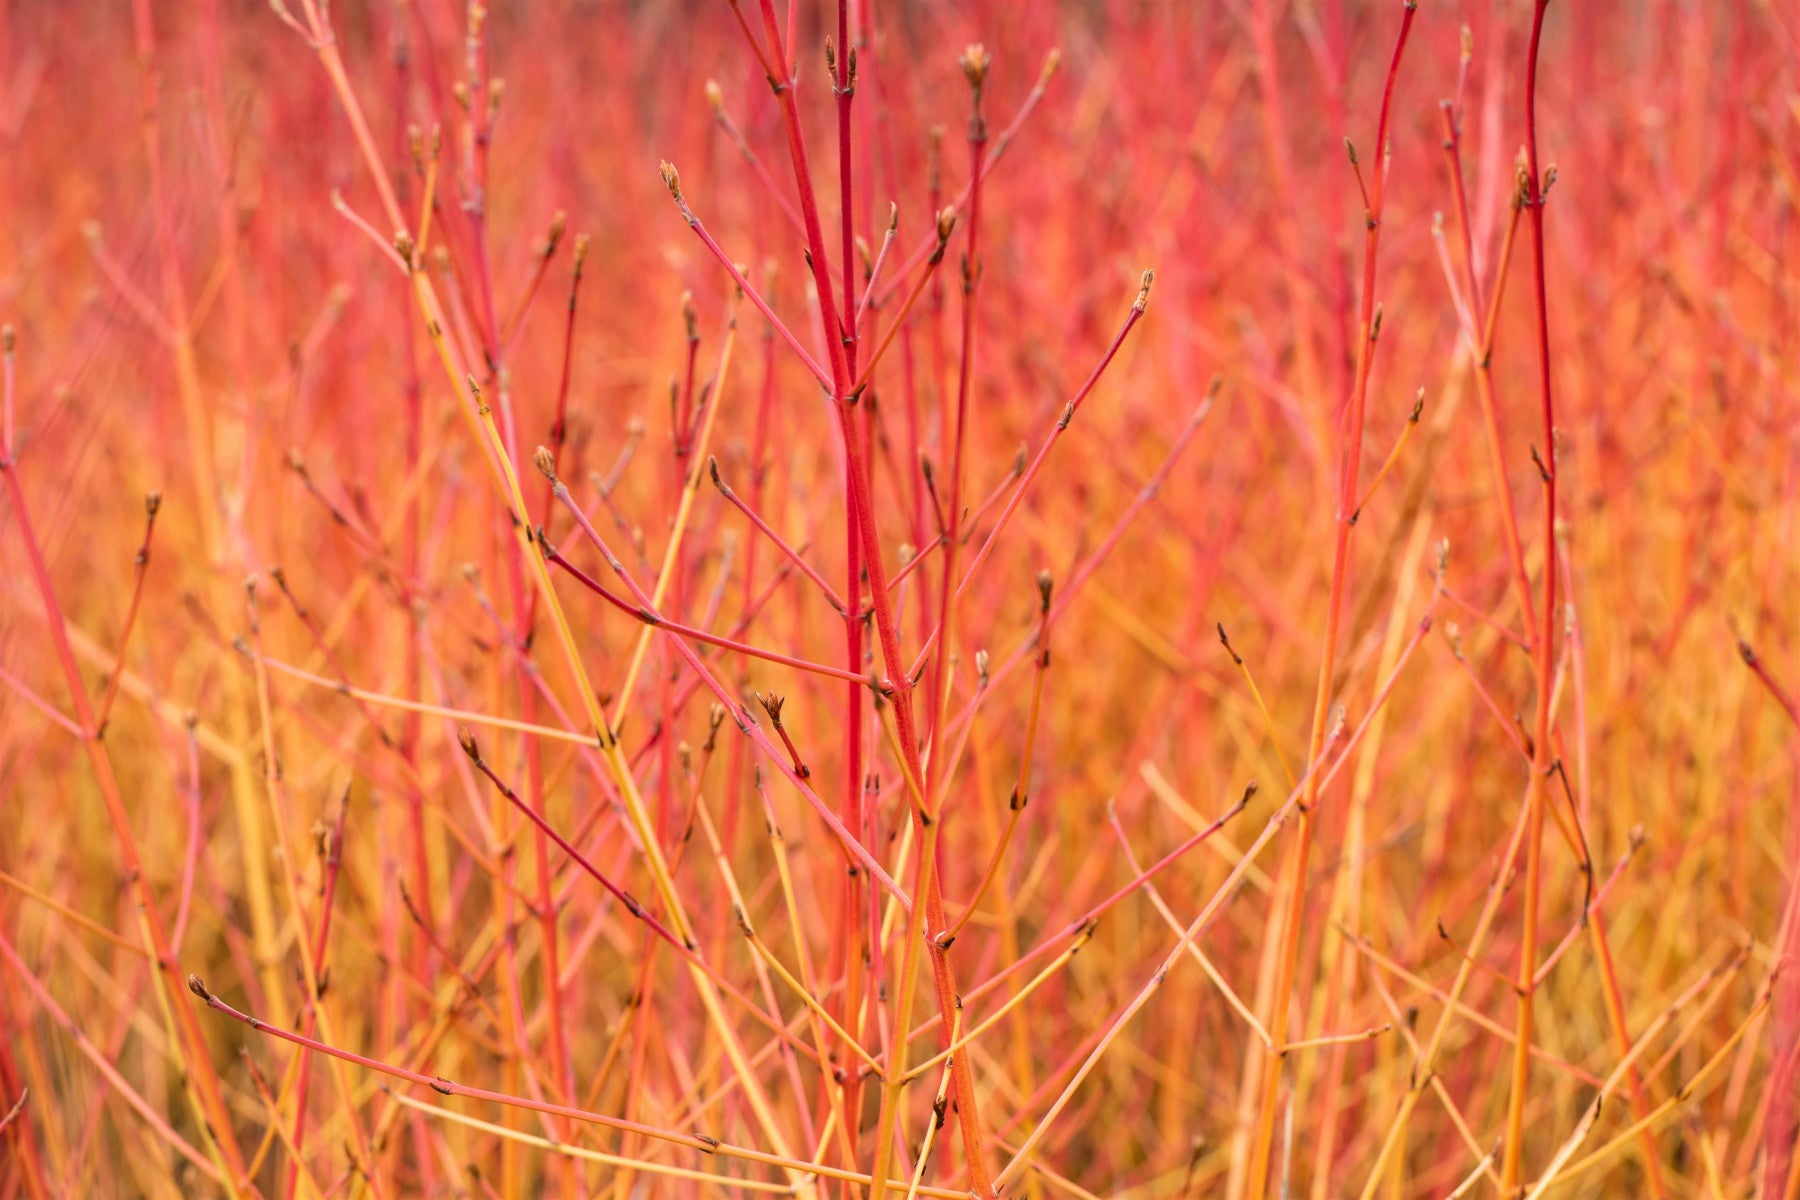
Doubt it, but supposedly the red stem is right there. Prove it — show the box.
[1502,1,1563,1187]
[1242,7,1416,1191]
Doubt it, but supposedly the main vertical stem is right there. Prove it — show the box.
[1501,1,1559,1189]
[833,0,873,1164]
[462,11,576,1167]
[1242,7,1415,1195]
[877,47,990,1200]
[748,2,994,1189]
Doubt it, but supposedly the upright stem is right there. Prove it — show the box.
[1502,2,1561,1189]
[833,1,873,1163]
[0,456,249,1190]
[1242,7,1415,1195]
[742,2,995,1189]
[925,55,987,800]
[1440,104,1538,638]
[876,45,990,1200]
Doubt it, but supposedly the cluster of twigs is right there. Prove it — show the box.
[3,1,1800,1196]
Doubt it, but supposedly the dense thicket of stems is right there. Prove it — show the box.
[2,3,1796,1197]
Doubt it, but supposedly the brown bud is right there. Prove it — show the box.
[959,43,991,89]
[659,161,683,203]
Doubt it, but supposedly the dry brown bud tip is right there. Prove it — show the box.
[1134,268,1156,312]
[533,445,558,481]
[959,43,991,88]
